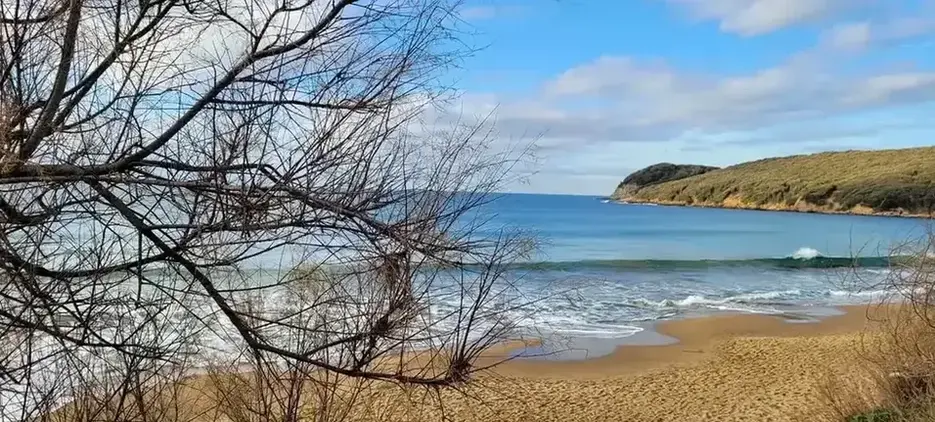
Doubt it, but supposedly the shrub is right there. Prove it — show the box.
[821,233,935,421]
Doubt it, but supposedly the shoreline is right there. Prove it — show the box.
[506,305,849,362]
[613,198,935,219]
[483,304,883,379]
[424,304,894,421]
[105,305,893,422]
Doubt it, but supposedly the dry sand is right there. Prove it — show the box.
[362,305,891,422]
[165,306,892,422]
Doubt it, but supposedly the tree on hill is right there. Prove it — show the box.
[618,163,719,190]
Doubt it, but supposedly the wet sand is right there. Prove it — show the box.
[485,305,881,378]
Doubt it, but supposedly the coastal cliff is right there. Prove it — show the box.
[612,147,935,217]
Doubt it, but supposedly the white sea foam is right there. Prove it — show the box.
[792,247,822,260]
[625,289,805,310]
[435,261,897,341]
[827,289,891,298]
[543,324,644,338]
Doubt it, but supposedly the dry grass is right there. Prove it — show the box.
[35,338,536,422]
[820,258,935,422]
[41,365,462,422]
[627,147,935,216]
[819,309,935,422]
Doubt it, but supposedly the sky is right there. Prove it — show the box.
[444,0,935,195]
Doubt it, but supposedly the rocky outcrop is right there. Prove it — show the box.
[612,163,718,200]
[612,183,642,199]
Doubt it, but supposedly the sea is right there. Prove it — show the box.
[21,191,927,361]
[450,192,929,350]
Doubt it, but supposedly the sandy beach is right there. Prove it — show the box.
[147,305,893,422]
[354,305,890,422]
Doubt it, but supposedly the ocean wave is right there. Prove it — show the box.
[827,289,893,298]
[504,256,897,271]
[624,289,805,311]
[619,287,896,312]
[626,296,781,315]
[792,247,821,260]
[438,284,892,338]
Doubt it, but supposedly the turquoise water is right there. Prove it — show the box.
[445,193,929,339]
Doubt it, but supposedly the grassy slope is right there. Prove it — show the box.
[627,147,935,216]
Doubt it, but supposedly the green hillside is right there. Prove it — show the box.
[614,147,935,216]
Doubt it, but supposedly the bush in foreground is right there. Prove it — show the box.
[822,236,935,421]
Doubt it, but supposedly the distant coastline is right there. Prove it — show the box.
[612,197,934,219]
[611,147,935,219]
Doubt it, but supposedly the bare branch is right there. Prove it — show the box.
[0,0,537,419]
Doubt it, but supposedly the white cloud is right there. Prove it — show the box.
[664,0,849,35]
[475,51,935,193]
[884,17,935,40]
[453,54,935,155]
[827,22,873,50]
[843,73,935,105]
[824,17,935,51]
[545,57,681,98]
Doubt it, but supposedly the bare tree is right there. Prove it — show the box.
[813,228,935,422]
[0,0,535,419]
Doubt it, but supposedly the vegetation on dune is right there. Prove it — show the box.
[848,410,894,422]
[818,237,935,422]
[617,147,935,216]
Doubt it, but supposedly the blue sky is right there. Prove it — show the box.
[443,0,935,195]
